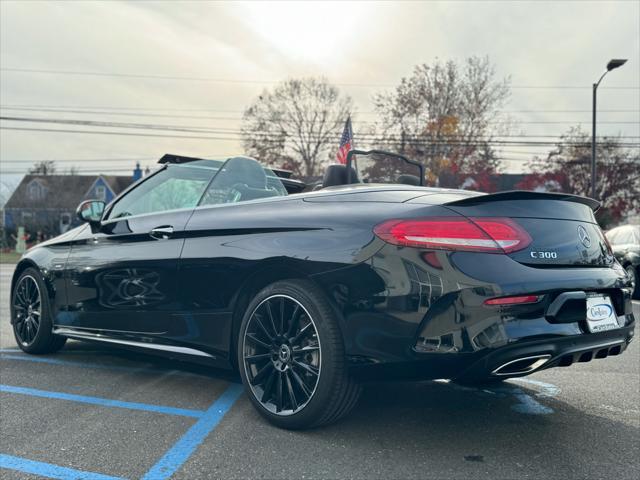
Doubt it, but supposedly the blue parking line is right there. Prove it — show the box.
[141,383,244,480]
[0,454,125,480]
[0,385,205,419]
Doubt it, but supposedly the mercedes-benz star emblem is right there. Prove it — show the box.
[279,344,291,362]
[577,225,591,248]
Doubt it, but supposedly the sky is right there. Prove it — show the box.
[1,0,639,194]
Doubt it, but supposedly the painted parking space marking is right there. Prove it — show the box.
[0,381,244,479]
[438,378,561,415]
[141,383,244,480]
[0,385,206,418]
[0,454,125,480]
[498,379,561,415]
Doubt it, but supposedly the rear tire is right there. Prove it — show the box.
[238,279,361,429]
[625,265,639,299]
[11,267,67,354]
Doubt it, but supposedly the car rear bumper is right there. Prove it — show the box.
[452,323,634,381]
[348,322,635,382]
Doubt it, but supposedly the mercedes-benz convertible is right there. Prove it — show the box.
[10,150,636,429]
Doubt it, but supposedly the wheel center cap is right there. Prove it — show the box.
[27,305,33,315]
[278,344,291,363]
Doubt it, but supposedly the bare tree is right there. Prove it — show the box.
[28,160,57,175]
[241,77,353,179]
[373,56,510,190]
[517,126,640,227]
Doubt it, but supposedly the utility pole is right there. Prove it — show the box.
[591,58,627,199]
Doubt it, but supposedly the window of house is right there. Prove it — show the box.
[27,181,44,201]
[95,185,107,201]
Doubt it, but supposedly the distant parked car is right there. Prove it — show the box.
[606,225,640,299]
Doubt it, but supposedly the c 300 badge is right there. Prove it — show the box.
[530,250,558,259]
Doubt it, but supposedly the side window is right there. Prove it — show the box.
[199,157,287,207]
[107,165,215,219]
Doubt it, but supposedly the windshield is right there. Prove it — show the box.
[348,150,424,185]
[198,156,288,206]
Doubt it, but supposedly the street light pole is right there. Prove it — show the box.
[591,58,627,200]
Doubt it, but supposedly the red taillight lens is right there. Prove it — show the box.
[484,295,541,306]
[373,217,531,253]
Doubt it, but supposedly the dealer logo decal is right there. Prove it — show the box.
[588,304,612,321]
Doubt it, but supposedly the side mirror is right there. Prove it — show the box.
[76,200,105,231]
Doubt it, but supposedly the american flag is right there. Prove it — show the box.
[336,117,353,165]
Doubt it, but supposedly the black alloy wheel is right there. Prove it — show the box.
[13,274,42,346]
[238,280,361,429]
[242,294,321,415]
[11,267,67,354]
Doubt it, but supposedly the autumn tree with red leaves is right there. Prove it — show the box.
[516,126,640,227]
[372,56,510,191]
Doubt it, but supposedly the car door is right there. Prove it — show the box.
[58,163,217,337]
[176,157,290,355]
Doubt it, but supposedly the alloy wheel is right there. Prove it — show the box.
[13,275,42,346]
[242,294,321,416]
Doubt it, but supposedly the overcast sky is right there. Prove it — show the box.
[1,0,638,187]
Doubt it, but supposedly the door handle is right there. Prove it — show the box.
[149,226,174,240]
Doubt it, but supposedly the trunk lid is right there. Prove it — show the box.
[441,191,614,267]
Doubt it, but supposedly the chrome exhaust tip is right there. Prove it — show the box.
[491,354,551,376]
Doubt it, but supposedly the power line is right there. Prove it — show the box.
[3,126,640,148]
[1,158,156,164]
[3,116,640,140]
[2,67,639,90]
[2,104,639,116]
[1,108,638,125]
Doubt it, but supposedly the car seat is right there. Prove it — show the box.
[322,165,359,188]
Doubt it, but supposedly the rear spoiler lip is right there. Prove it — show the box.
[444,190,600,211]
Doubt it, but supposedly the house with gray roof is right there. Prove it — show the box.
[3,168,139,240]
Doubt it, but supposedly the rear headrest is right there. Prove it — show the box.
[322,165,359,188]
[397,174,420,186]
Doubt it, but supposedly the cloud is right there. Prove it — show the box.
[1,0,638,175]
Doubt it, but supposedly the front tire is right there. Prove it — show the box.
[11,267,67,354]
[238,279,361,429]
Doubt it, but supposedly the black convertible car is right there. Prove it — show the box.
[10,150,636,429]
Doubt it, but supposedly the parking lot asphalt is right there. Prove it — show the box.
[1,263,639,480]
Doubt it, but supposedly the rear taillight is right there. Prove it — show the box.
[484,295,541,306]
[373,217,531,253]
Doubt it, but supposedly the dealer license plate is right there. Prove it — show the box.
[586,295,620,333]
